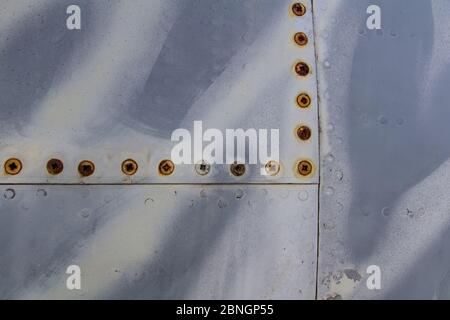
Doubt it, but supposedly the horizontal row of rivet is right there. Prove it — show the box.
[2,157,314,178]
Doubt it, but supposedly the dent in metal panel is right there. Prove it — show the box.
[0,185,318,299]
[315,0,450,299]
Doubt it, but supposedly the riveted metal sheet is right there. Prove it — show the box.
[0,0,319,184]
[315,0,450,299]
[0,184,317,299]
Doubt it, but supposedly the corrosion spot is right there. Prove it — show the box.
[47,158,64,175]
[195,160,210,176]
[159,159,175,176]
[230,162,246,177]
[295,61,310,77]
[297,125,312,141]
[297,93,311,108]
[122,159,138,176]
[265,160,280,176]
[78,160,95,177]
[294,32,308,46]
[297,160,313,176]
[4,158,22,175]
[291,2,306,16]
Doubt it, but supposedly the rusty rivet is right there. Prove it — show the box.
[47,158,64,175]
[195,160,211,176]
[122,159,138,176]
[265,160,280,176]
[230,162,246,177]
[297,125,312,141]
[78,160,95,177]
[292,3,306,16]
[295,61,310,76]
[297,160,313,176]
[4,158,22,175]
[297,93,311,108]
[159,159,175,176]
[294,32,308,46]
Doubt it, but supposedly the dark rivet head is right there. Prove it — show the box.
[159,159,175,176]
[47,158,64,175]
[122,159,138,176]
[292,3,306,16]
[4,158,22,175]
[230,162,246,177]
[294,32,308,46]
[297,93,311,108]
[195,160,211,176]
[295,62,310,76]
[297,125,312,141]
[78,160,95,177]
[297,160,313,176]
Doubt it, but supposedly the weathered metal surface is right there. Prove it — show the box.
[7,0,449,301]
[0,185,318,299]
[0,0,321,300]
[315,0,450,299]
[0,0,319,184]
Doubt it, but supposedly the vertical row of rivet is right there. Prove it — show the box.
[291,2,314,177]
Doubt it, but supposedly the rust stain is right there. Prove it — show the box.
[294,32,308,46]
[296,92,311,108]
[4,158,22,175]
[122,159,138,176]
[195,160,211,176]
[230,162,246,177]
[294,61,310,77]
[158,159,175,176]
[296,125,312,141]
[78,160,95,177]
[291,2,306,17]
[46,158,64,175]
[296,159,314,177]
[265,160,280,176]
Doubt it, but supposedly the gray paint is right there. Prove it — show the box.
[316,0,450,299]
[1,0,448,300]
[0,185,318,299]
